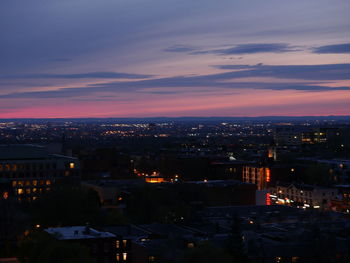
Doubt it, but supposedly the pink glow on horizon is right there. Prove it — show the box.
[1,88,349,118]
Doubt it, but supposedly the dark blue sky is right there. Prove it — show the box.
[1,0,350,117]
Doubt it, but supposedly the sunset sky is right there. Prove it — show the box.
[1,0,350,118]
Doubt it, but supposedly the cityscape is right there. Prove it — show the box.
[1,0,350,263]
[1,117,350,262]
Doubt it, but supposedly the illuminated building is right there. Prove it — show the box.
[242,166,271,190]
[273,126,302,146]
[301,127,340,144]
[270,182,336,209]
[145,176,164,184]
[0,145,80,202]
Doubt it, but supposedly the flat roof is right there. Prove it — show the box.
[45,226,115,240]
[0,144,76,161]
[0,145,48,160]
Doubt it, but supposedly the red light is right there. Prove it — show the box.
[266,168,270,182]
[266,193,271,205]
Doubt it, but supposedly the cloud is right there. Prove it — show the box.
[214,63,350,80]
[1,72,152,80]
[191,43,298,55]
[313,43,350,54]
[1,63,350,99]
[163,45,198,53]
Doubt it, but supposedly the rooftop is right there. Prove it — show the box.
[45,226,115,240]
[0,145,48,160]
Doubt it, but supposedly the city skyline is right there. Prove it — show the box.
[1,0,350,118]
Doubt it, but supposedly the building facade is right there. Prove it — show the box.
[0,145,80,202]
[269,182,336,209]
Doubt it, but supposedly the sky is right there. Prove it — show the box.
[1,0,350,118]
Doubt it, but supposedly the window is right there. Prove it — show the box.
[275,257,282,263]
[123,240,127,248]
[116,253,120,262]
[18,189,24,195]
[292,256,299,263]
[69,163,75,169]
[187,242,195,248]
[116,240,120,248]
[122,253,127,261]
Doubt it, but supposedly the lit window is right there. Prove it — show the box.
[292,256,299,263]
[275,257,282,263]
[187,242,194,248]
[123,253,127,261]
[69,163,75,169]
[33,180,38,186]
[12,181,17,187]
[26,189,31,194]
[18,188,24,195]
[46,180,51,185]
[116,253,120,261]
[3,192,9,199]
[116,240,120,248]
[123,239,127,248]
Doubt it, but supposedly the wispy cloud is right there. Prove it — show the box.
[210,43,298,55]
[313,43,350,54]
[1,72,152,80]
[214,63,350,80]
[188,43,299,55]
[1,63,349,99]
[163,45,198,53]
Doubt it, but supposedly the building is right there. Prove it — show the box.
[0,145,80,202]
[243,166,271,190]
[331,185,350,213]
[269,182,336,209]
[45,226,118,263]
[298,158,350,184]
[273,126,302,146]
